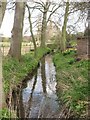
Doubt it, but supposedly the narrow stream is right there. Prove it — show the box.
[12,55,60,118]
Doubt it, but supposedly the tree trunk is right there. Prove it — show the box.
[60,1,69,51]
[87,7,90,118]
[88,8,90,58]
[27,6,37,57]
[0,1,7,110]
[9,1,26,60]
[40,2,48,48]
[0,1,7,26]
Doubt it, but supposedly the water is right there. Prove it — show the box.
[12,55,60,118]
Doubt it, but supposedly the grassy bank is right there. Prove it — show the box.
[53,49,89,118]
[1,47,51,118]
[3,47,51,94]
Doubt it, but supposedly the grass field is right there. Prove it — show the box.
[0,42,34,56]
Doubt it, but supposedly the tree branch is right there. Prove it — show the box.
[47,4,62,23]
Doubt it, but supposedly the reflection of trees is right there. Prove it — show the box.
[12,57,47,118]
[12,88,25,118]
[41,57,47,94]
[26,71,37,118]
[18,89,25,118]
[12,70,38,118]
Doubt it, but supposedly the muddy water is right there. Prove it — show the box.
[13,55,60,118]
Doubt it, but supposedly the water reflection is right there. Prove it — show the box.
[41,57,47,94]
[12,55,60,118]
[26,70,37,118]
[18,89,25,118]
[12,88,25,118]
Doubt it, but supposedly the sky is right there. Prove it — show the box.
[0,0,87,38]
[0,9,15,37]
[1,0,89,2]
[0,2,40,37]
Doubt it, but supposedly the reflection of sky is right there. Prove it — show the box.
[22,55,59,117]
[23,56,58,103]
[45,57,57,99]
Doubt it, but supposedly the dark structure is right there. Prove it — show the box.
[77,36,88,56]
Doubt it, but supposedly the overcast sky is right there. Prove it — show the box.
[0,0,87,37]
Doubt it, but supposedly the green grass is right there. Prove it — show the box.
[53,49,89,117]
[0,108,10,118]
[3,47,51,94]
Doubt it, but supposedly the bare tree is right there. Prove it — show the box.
[57,1,89,51]
[27,0,62,48]
[27,5,37,56]
[40,1,62,48]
